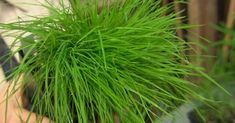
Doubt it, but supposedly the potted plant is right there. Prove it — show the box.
[0,0,225,122]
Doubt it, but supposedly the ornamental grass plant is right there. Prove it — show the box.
[0,0,223,122]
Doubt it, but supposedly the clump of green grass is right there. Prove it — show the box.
[0,0,216,122]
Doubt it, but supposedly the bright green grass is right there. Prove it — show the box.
[0,0,219,122]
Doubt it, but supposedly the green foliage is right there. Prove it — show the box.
[0,0,211,122]
[213,25,235,80]
[198,82,235,123]
[194,25,235,123]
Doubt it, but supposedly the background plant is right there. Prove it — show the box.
[190,25,235,123]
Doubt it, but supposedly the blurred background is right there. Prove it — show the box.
[0,0,235,123]
[163,0,235,123]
